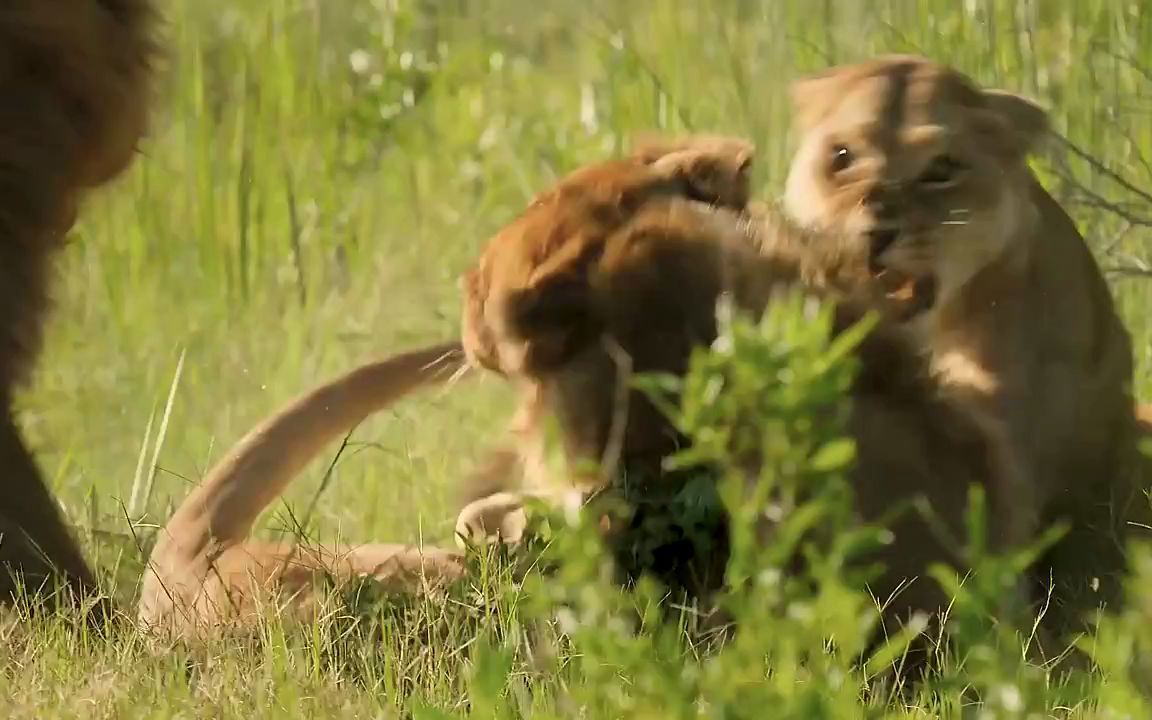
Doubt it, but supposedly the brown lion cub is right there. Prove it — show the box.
[782,54,1148,636]
[457,135,756,507]
[461,134,754,379]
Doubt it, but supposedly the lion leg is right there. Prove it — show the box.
[0,404,107,619]
[454,492,528,549]
[1026,513,1123,670]
[185,542,466,631]
[1024,489,1145,674]
[233,541,467,595]
[1028,407,1152,657]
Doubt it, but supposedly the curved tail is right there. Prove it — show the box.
[138,341,470,636]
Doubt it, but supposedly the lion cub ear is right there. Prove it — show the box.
[982,90,1051,155]
[649,140,756,210]
[630,134,753,167]
[501,273,601,376]
[459,266,505,375]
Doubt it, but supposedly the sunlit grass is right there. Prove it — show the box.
[8,0,1152,715]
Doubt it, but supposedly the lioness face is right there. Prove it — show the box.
[783,55,1050,310]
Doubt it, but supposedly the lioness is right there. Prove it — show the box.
[781,54,1149,636]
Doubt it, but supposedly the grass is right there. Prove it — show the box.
[5,0,1152,716]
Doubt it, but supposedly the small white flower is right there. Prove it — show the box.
[579,84,598,133]
[348,49,372,75]
[478,124,500,151]
[993,684,1023,713]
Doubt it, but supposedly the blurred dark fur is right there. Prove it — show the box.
[0,0,156,620]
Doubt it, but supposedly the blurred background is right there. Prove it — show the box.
[26,0,1152,597]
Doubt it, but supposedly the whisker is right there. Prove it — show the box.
[445,363,472,388]
[944,208,970,226]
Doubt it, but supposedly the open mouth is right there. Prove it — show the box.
[874,268,938,321]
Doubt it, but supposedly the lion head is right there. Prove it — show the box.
[782,54,1050,314]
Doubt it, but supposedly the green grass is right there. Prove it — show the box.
[7,0,1152,716]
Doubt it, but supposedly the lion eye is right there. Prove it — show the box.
[829,145,854,173]
[918,155,966,187]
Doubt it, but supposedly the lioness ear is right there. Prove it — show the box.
[789,68,844,132]
[983,90,1050,155]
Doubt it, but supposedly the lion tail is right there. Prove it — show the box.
[137,341,468,633]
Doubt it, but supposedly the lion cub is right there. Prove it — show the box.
[782,54,1148,636]
[461,134,754,379]
[457,136,757,505]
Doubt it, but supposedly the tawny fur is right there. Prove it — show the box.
[141,137,758,637]
[782,54,1150,636]
[455,135,757,515]
[460,134,754,379]
[448,147,1024,657]
[137,342,469,639]
[0,0,155,618]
